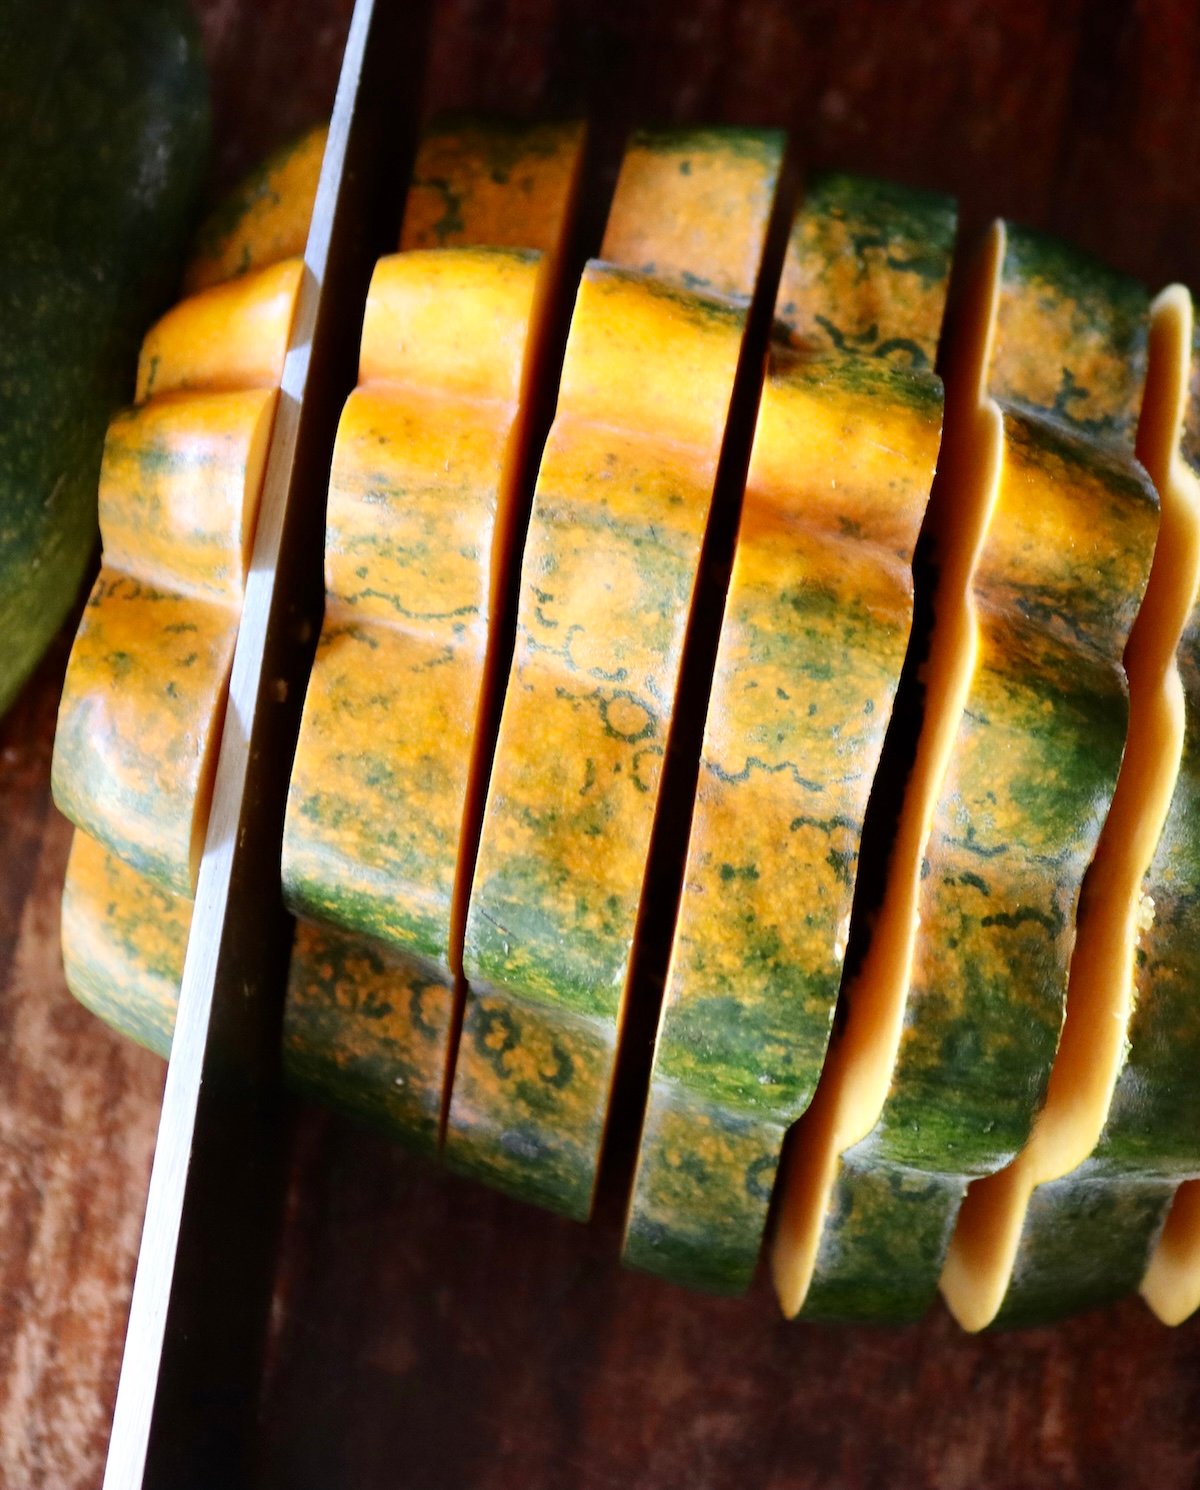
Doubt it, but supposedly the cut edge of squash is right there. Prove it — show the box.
[447,128,789,1219]
[604,144,801,1224]
[184,122,329,295]
[1142,1177,1200,1324]
[769,222,1006,1320]
[135,257,304,403]
[941,283,1200,1333]
[441,129,592,1134]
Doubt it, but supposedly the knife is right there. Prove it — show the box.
[102,2,431,1483]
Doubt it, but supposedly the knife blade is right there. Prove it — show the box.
[102,2,431,1484]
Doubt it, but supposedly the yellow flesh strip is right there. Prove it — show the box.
[1143,1178,1200,1323]
[770,225,1006,1317]
[941,285,1200,1331]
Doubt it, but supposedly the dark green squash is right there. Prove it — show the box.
[0,0,209,715]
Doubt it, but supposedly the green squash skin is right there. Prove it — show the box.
[60,840,187,1059]
[283,919,451,1158]
[989,596,1200,1323]
[1098,706,1200,1178]
[621,177,955,1295]
[776,171,958,370]
[802,1162,964,1324]
[798,401,1158,1322]
[451,115,788,1217]
[990,1175,1173,1328]
[445,990,614,1218]
[873,620,1133,1168]
[993,225,1149,444]
[452,430,728,1221]
[623,1082,782,1294]
[51,572,235,898]
[624,362,944,1293]
[0,0,209,716]
[979,331,1200,1326]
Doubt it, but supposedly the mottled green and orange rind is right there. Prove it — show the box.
[52,391,274,893]
[801,406,1157,1322]
[992,225,1148,442]
[775,171,957,369]
[452,127,784,1217]
[185,122,327,293]
[402,116,585,254]
[282,253,543,956]
[598,128,784,301]
[627,362,945,1291]
[452,399,739,1218]
[797,1159,963,1323]
[281,121,585,1144]
[625,175,953,1293]
[53,573,235,896]
[53,262,299,895]
[95,391,276,603]
[56,142,308,1033]
[61,832,190,1058]
[978,319,1200,1327]
[283,919,453,1157]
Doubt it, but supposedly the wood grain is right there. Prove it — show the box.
[6,1,1200,1485]
[0,633,165,1486]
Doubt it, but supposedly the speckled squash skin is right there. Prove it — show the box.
[991,226,1148,442]
[280,121,586,1144]
[401,117,589,254]
[53,268,298,897]
[57,142,309,1042]
[447,129,785,1219]
[0,0,208,718]
[53,390,276,893]
[285,919,454,1157]
[61,833,189,1059]
[974,308,1200,1328]
[793,238,1157,1324]
[282,253,552,951]
[54,107,1196,1332]
[623,176,955,1293]
[185,123,328,293]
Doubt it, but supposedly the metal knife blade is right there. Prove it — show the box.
[102,2,431,1484]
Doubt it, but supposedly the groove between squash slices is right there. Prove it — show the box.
[771,221,1001,1318]
[941,284,1200,1331]
[448,129,787,1218]
[52,116,1200,1329]
[280,120,588,1154]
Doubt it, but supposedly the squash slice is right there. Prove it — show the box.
[623,174,954,1292]
[280,120,586,1152]
[941,284,1200,1330]
[448,129,786,1217]
[772,227,1157,1323]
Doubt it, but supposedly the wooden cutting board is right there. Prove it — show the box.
[5,2,1200,1485]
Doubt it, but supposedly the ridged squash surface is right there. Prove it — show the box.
[948,294,1200,1328]
[623,175,954,1293]
[778,232,1157,1323]
[449,129,785,1218]
[280,120,586,1145]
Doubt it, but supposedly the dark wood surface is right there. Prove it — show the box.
[6,1,1200,1485]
